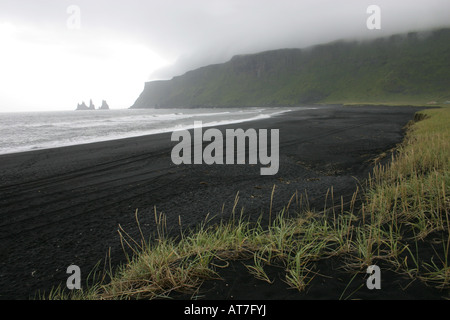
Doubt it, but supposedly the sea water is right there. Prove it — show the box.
[0,107,303,155]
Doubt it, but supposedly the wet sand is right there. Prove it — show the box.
[0,105,431,299]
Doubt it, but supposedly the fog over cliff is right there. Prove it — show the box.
[1,0,449,110]
[146,0,450,81]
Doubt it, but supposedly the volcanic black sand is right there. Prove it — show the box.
[0,104,443,300]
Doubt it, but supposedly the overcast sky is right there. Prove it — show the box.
[0,0,449,111]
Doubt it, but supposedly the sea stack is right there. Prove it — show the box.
[76,101,90,110]
[99,100,110,110]
[75,99,110,111]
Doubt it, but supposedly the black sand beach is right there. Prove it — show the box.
[0,105,434,299]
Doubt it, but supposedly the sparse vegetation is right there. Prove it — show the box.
[44,105,449,300]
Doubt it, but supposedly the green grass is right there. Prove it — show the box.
[45,106,449,300]
[132,28,450,109]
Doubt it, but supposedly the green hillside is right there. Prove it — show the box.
[131,28,450,108]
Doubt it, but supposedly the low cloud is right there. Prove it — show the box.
[1,0,449,110]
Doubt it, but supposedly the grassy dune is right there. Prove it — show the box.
[46,105,449,300]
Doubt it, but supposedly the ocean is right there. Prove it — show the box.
[0,107,304,155]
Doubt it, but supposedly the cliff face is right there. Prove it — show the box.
[131,28,450,109]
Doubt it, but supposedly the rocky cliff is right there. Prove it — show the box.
[131,28,450,109]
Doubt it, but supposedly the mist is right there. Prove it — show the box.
[0,0,449,110]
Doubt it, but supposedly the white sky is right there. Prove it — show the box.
[0,0,449,111]
[0,20,171,111]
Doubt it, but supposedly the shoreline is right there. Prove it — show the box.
[0,105,428,299]
[0,106,295,157]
